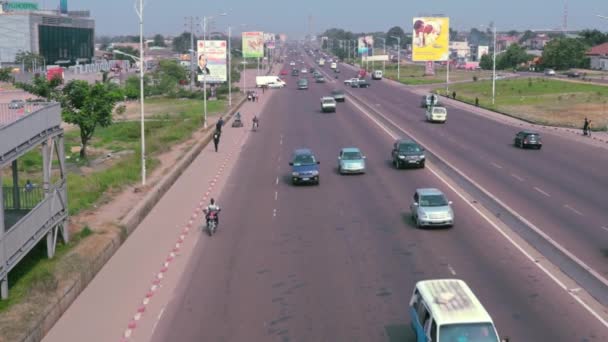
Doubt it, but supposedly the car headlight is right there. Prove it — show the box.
[420,155,425,159]
[398,155,405,159]
[292,172,299,176]
[419,211,428,219]
[310,170,319,175]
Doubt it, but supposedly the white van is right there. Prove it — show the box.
[330,62,337,70]
[256,76,285,88]
[372,70,383,80]
[426,106,447,123]
[409,279,505,342]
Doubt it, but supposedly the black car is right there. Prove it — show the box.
[331,90,345,102]
[315,76,326,83]
[391,139,426,168]
[566,71,581,78]
[514,131,542,149]
[351,79,370,88]
[291,69,300,76]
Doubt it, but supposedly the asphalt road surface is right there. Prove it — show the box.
[149,60,608,341]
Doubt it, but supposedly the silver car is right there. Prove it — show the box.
[338,147,366,174]
[410,188,454,228]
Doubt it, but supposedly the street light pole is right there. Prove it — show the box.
[376,37,386,74]
[203,16,208,128]
[391,36,401,81]
[492,26,497,105]
[228,25,232,107]
[135,0,146,185]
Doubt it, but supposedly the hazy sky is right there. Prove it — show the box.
[57,0,608,37]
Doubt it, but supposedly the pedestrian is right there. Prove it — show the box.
[452,91,456,99]
[583,117,589,136]
[213,130,221,152]
[25,180,33,192]
[216,116,224,133]
[475,97,479,106]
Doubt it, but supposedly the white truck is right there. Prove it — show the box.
[321,96,337,112]
[256,76,286,88]
[330,62,337,70]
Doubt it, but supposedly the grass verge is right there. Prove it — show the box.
[434,77,608,129]
[357,63,493,85]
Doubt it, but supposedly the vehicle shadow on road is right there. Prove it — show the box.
[385,324,415,341]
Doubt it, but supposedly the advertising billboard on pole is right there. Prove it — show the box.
[196,40,227,83]
[357,36,374,55]
[242,31,264,58]
[412,17,450,61]
[264,33,276,49]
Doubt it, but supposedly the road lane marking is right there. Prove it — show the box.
[273,209,277,217]
[601,226,608,232]
[347,93,608,328]
[275,191,278,201]
[511,173,525,182]
[534,187,551,197]
[275,177,279,185]
[564,204,584,216]
[448,264,457,276]
[490,162,503,169]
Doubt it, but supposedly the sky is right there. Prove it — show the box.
[49,0,608,37]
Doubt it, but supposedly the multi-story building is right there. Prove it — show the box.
[0,1,94,66]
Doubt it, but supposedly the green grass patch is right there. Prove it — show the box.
[0,228,93,312]
[434,78,608,129]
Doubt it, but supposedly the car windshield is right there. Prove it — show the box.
[342,151,362,160]
[399,143,421,153]
[332,91,344,95]
[419,194,448,207]
[293,154,316,166]
[323,99,335,104]
[439,323,499,342]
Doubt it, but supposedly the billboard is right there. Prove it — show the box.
[357,36,374,55]
[264,33,276,49]
[362,55,389,62]
[477,45,489,60]
[196,40,227,83]
[279,34,287,42]
[412,17,450,61]
[242,31,264,58]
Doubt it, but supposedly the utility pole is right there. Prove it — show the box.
[185,16,198,91]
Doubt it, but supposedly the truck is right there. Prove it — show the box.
[46,66,64,83]
[330,62,337,70]
[256,76,286,88]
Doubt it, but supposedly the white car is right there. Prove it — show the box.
[301,68,308,74]
[290,61,296,66]
[426,106,447,123]
[344,78,358,86]
[320,97,337,112]
[544,69,556,76]
[268,82,285,89]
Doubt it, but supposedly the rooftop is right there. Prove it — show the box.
[587,42,608,56]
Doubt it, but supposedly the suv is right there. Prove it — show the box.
[321,96,337,112]
[514,131,542,149]
[391,139,426,168]
[289,148,320,185]
[410,188,454,228]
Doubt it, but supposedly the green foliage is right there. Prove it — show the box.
[0,67,12,82]
[14,51,45,72]
[479,54,493,70]
[518,30,536,44]
[541,38,590,70]
[496,43,532,70]
[152,34,166,47]
[113,46,139,60]
[61,81,123,158]
[124,75,151,99]
[15,76,61,100]
[578,29,608,46]
[172,31,197,53]
[386,26,406,47]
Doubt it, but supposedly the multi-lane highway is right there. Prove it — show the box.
[149,54,608,341]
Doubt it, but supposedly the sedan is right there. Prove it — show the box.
[410,188,454,228]
[331,90,345,102]
[514,131,542,149]
[301,68,308,74]
[8,100,25,109]
[344,78,358,86]
[338,147,366,174]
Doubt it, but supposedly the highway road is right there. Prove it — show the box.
[326,59,608,301]
[149,58,608,341]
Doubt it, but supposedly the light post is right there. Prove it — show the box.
[390,36,401,81]
[201,13,227,128]
[228,26,232,107]
[376,37,386,74]
[492,26,497,105]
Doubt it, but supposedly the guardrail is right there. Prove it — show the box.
[3,186,44,210]
[0,102,53,127]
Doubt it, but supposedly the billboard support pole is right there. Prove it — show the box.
[228,26,232,107]
[203,16,208,129]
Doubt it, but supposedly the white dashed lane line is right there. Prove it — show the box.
[490,162,503,169]
[511,173,525,182]
[563,204,584,216]
[534,187,551,197]
[274,191,278,201]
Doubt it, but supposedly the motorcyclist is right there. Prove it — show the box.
[204,198,221,227]
[252,115,259,130]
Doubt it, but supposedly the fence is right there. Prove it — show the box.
[2,186,44,210]
[0,102,51,127]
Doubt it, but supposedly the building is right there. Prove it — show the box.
[587,42,608,71]
[0,1,94,66]
[496,35,519,51]
[523,33,551,50]
[449,40,470,59]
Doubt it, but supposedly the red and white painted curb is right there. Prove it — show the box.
[120,133,248,341]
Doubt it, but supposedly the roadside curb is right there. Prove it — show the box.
[18,96,247,342]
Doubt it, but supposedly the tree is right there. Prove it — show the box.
[123,75,151,99]
[0,68,12,82]
[113,46,139,60]
[542,38,589,70]
[15,76,61,100]
[496,43,532,69]
[14,51,45,72]
[518,30,536,44]
[479,54,493,70]
[60,81,123,158]
[579,29,608,47]
[152,34,166,47]
[468,28,490,46]
[507,30,519,37]
[154,59,187,94]
[449,28,458,41]
[386,26,406,47]
[172,32,197,53]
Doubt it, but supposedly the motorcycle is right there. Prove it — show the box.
[204,209,220,236]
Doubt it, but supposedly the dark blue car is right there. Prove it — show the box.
[289,148,320,185]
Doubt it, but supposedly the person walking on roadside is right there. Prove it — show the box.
[452,91,456,99]
[216,116,224,133]
[213,130,221,152]
[583,117,589,136]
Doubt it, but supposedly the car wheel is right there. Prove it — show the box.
[338,166,342,174]
[419,161,425,168]
[537,145,542,150]
[393,159,400,169]
[415,215,423,229]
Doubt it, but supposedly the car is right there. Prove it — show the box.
[351,79,370,88]
[425,106,447,123]
[309,67,315,73]
[410,188,454,228]
[421,94,439,108]
[371,70,383,80]
[514,131,542,149]
[8,99,25,109]
[544,68,556,76]
[321,96,336,112]
[312,71,321,78]
[391,139,425,169]
[301,68,308,74]
[315,76,326,83]
[280,69,288,76]
[566,71,581,78]
[338,147,366,174]
[291,69,300,76]
[344,78,358,86]
[289,61,296,66]
[267,82,285,89]
[297,78,309,89]
[289,148,320,185]
[334,68,340,73]
[331,89,345,102]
